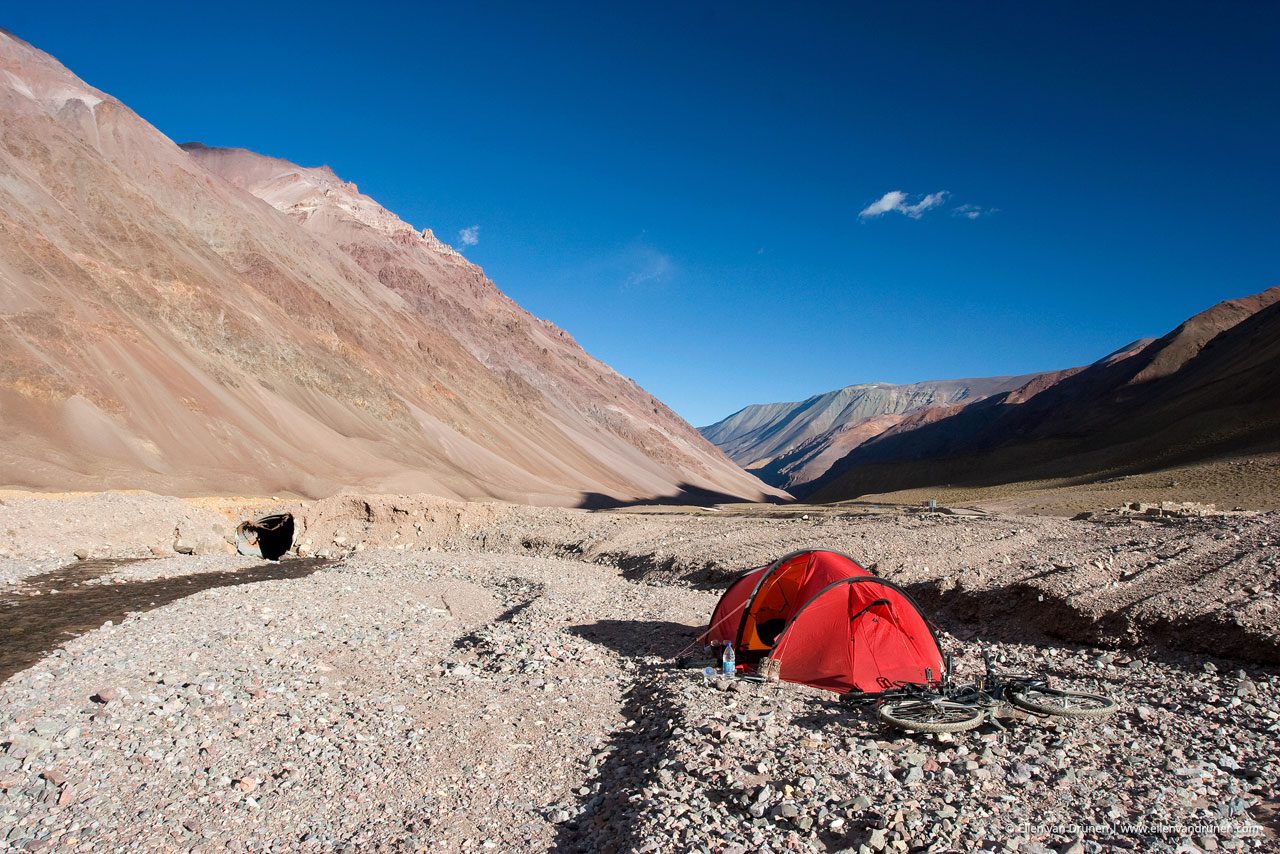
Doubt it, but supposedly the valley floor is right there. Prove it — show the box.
[843,451,1280,517]
[0,492,1277,852]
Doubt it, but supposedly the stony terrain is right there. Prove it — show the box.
[0,493,233,584]
[0,492,1277,851]
[850,451,1280,518]
[5,491,1278,665]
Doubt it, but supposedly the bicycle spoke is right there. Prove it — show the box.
[877,696,986,733]
[1019,688,1109,711]
[1007,685,1118,719]
[889,700,978,723]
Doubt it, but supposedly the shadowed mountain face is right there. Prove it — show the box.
[700,376,1044,490]
[0,32,783,505]
[804,287,1280,501]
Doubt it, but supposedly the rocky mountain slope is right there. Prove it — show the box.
[0,30,781,505]
[805,287,1280,501]
[700,376,1041,490]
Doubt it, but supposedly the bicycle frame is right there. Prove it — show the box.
[860,653,1053,713]
[867,645,1119,733]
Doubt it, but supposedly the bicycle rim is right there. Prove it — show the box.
[877,698,985,733]
[1008,686,1118,718]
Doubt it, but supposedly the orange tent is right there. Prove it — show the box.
[701,549,944,693]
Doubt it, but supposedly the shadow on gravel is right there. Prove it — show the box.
[449,579,545,655]
[789,696,872,736]
[907,578,1103,651]
[566,619,701,659]
[0,557,336,684]
[593,552,734,588]
[550,666,681,854]
[576,484,791,511]
[910,578,1280,665]
[554,620,701,853]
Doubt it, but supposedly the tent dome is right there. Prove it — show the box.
[701,549,944,694]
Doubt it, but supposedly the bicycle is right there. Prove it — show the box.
[870,653,1119,733]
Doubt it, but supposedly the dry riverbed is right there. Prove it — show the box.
[0,493,1277,852]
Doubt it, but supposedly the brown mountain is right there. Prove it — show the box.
[0,31,782,505]
[804,288,1280,501]
[700,375,1044,490]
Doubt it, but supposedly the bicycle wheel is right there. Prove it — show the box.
[876,698,985,733]
[1007,685,1117,719]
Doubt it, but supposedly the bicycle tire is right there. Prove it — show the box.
[1007,685,1118,719]
[876,698,985,733]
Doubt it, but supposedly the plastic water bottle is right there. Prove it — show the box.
[722,642,735,677]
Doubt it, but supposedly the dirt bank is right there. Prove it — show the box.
[288,493,1280,664]
[2,492,1278,665]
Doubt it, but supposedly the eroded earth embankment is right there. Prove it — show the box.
[275,493,1278,664]
[0,493,1277,851]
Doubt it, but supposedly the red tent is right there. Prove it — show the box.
[701,549,944,694]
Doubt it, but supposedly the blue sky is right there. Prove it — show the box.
[9,3,1278,426]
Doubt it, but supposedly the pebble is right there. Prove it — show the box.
[90,687,119,704]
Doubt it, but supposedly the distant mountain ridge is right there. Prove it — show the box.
[700,375,1044,490]
[804,287,1280,501]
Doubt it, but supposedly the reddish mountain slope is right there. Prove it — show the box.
[805,289,1280,501]
[0,31,781,504]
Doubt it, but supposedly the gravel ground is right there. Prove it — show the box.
[0,552,711,851]
[0,493,1277,851]
[4,493,1276,664]
[573,644,1277,853]
[0,494,232,583]
[292,494,1280,664]
[86,556,264,585]
[0,560,63,589]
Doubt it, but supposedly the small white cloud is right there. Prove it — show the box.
[623,248,673,289]
[904,191,949,217]
[859,190,950,220]
[458,225,480,247]
[952,203,996,219]
[859,190,908,218]
[557,240,676,292]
